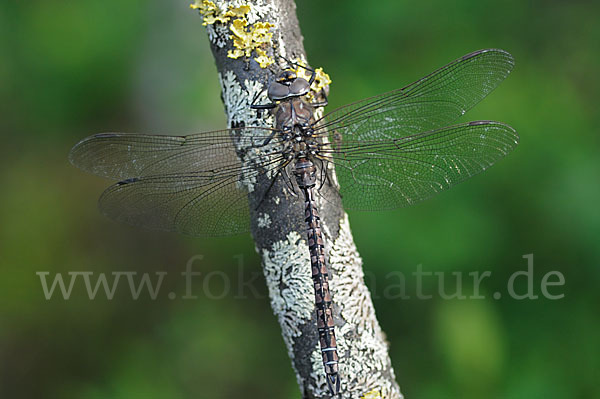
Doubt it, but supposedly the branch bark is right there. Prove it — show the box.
[195,1,403,397]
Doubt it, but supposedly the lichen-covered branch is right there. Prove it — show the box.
[191,1,403,397]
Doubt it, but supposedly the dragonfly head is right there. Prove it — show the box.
[268,71,311,102]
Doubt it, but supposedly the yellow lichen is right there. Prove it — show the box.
[313,67,332,92]
[225,5,250,18]
[189,1,250,26]
[227,19,275,67]
[291,60,332,102]
[255,48,274,68]
[360,389,384,399]
[228,18,251,57]
[191,1,274,68]
[190,0,229,25]
[189,0,215,13]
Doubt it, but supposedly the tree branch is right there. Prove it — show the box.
[193,1,403,397]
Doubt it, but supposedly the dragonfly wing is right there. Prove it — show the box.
[69,127,278,180]
[99,172,258,236]
[322,121,518,210]
[71,127,285,236]
[315,49,514,140]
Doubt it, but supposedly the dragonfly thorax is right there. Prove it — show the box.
[275,97,320,160]
[274,97,315,131]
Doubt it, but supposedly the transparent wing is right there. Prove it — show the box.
[314,49,514,140]
[320,121,518,210]
[69,127,285,236]
[99,173,252,236]
[69,127,278,180]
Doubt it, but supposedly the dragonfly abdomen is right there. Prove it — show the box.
[295,158,341,395]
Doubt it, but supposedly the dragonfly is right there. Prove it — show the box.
[69,48,518,395]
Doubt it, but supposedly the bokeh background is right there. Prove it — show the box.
[1,1,599,398]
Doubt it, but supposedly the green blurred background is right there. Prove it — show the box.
[1,1,598,398]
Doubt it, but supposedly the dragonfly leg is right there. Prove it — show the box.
[294,62,328,108]
[316,157,329,191]
[276,55,328,108]
[255,160,295,210]
[250,89,276,118]
[281,163,298,196]
[277,54,318,85]
[262,130,277,146]
[311,89,328,108]
[255,167,282,211]
[314,154,336,190]
[250,103,277,110]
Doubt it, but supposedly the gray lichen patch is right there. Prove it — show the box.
[218,70,270,127]
[257,212,271,228]
[327,214,403,399]
[261,231,314,359]
[218,70,283,193]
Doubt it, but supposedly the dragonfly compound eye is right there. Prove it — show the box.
[268,81,290,101]
[289,78,310,97]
